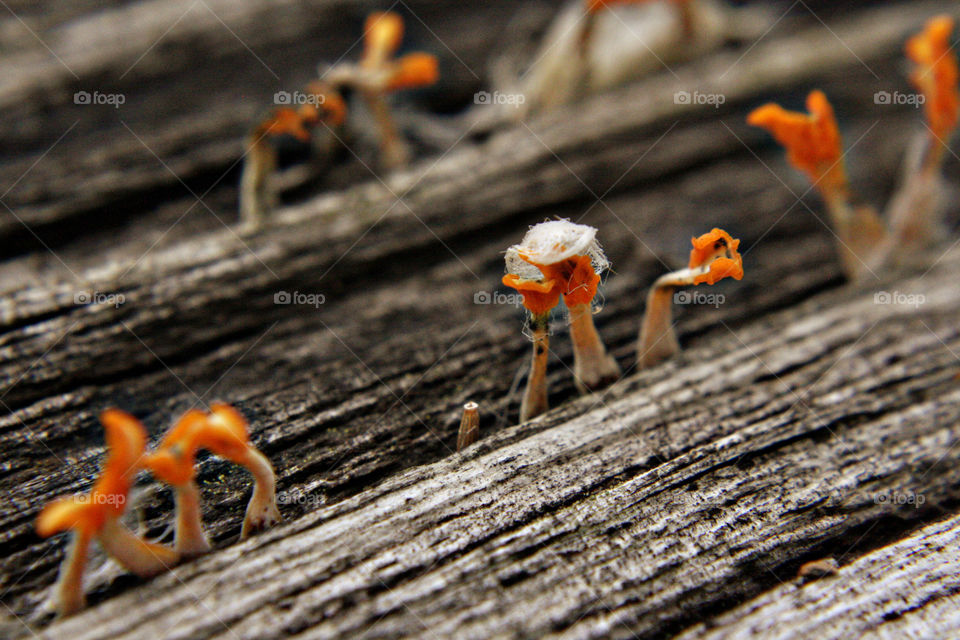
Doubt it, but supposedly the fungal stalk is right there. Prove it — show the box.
[884,15,959,259]
[325,12,439,168]
[240,107,314,231]
[747,90,887,279]
[514,0,742,117]
[503,248,563,421]
[145,404,280,556]
[511,220,621,394]
[747,17,960,277]
[239,82,346,231]
[638,228,743,369]
[457,402,480,451]
[36,410,178,617]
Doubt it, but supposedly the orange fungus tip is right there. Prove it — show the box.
[502,274,562,315]
[265,108,312,142]
[364,12,404,63]
[562,255,601,307]
[906,15,959,141]
[37,410,148,538]
[37,498,98,538]
[688,228,740,268]
[688,228,744,285]
[747,90,847,193]
[692,256,744,286]
[387,53,439,91]
[146,405,253,485]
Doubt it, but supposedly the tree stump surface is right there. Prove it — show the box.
[1,1,959,638]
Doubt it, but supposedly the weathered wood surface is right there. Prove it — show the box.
[28,249,960,639]
[2,0,960,637]
[676,514,960,640]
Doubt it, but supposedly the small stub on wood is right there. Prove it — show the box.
[797,557,839,582]
[457,401,480,452]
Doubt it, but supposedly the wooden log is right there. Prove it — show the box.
[20,246,960,639]
[1,1,959,637]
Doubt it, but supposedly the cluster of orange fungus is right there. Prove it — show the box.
[36,410,146,538]
[502,275,562,316]
[747,90,847,195]
[688,228,744,285]
[906,15,959,142]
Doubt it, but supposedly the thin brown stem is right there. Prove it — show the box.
[53,529,92,617]
[568,302,620,393]
[637,283,680,369]
[239,134,278,231]
[171,481,211,557]
[520,314,551,422]
[99,518,179,576]
[457,402,480,451]
[240,449,281,539]
[362,90,409,168]
[824,192,887,279]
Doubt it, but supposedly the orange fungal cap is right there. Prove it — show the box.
[36,497,100,538]
[533,255,602,307]
[561,255,602,307]
[747,90,847,195]
[906,15,959,142]
[688,228,744,285]
[200,404,252,463]
[37,410,148,538]
[387,53,439,92]
[146,405,252,485]
[688,228,739,268]
[266,107,313,142]
[502,274,562,316]
[144,409,207,485]
[692,257,744,285]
